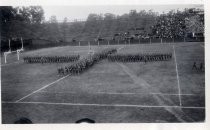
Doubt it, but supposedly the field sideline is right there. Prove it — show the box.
[1,42,205,123]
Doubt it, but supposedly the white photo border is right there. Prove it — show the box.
[0,0,209,130]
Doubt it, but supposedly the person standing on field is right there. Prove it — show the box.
[200,62,204,71]
[192,62,197,70]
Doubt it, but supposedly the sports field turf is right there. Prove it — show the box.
[1,42,205,123]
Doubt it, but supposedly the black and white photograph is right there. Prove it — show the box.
[0,1,206,125]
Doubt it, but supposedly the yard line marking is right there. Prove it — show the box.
[2,101,205,109]
[38,91,196,96]
[173,45,182,106]
[15,74,70,103]
[147,93,195,96]
[71,50,89,53]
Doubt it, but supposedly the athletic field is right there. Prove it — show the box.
[1,42,205,123]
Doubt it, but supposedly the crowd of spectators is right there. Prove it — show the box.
[151,9,204,38]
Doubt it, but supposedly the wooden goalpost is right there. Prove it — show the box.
[4,37,24,64]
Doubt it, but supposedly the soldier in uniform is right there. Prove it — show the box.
[200,62,204,71]
[144,56,147,64]
[192,62,197,70]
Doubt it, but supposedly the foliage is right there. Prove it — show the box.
[1,6,44,39]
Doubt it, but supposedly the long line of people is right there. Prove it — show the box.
[107,53,172,62]
[58,48,117,75]
[23,55,80,63]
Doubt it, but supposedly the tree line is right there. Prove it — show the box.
[1,6,204,50]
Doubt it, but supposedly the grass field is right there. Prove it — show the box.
[1,42,205,123]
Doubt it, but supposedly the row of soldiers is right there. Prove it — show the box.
[107,53,172,62]
[58,48,117,75]
[23,55,80,63]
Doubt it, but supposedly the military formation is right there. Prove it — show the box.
[58,48,117,75]
[23,47,173,76]
[107,53,172,62]
[23,55,80,63]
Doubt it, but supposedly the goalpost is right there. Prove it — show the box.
[4,37,24,64]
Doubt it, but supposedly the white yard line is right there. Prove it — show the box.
[38,91,196,96]
[15,74,70,102]
[173,45,182,106]
[2,101,205,109]
[145,93,195,96]
[71,50,89,53]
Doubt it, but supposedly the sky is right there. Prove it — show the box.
[42,4,204,22]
